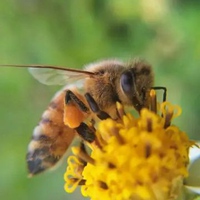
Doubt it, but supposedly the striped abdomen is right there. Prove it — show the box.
[27,89,76,176]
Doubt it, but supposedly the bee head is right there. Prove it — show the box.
[119,60,154,112]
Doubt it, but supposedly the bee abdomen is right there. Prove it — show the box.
[27,145,59,176]
[27,122,61,176]
[27,92,76,176]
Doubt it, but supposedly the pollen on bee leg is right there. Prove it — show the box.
[64,104,85,128]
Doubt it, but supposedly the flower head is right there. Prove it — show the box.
[64,91,195,200]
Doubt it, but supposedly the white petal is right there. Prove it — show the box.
[184,143,200,194]
[189,144,200,163]
[184,185,200,195]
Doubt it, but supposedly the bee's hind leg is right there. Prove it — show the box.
[65,90,89,113]
[84,92,110,120]
[65,90,96,143]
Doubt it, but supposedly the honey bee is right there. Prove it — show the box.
[2,59,155,176]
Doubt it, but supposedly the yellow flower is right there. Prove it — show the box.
[64,92,195,200]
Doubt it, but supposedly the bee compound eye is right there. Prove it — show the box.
[120,71,134,93]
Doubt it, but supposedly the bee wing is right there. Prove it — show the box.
[28,66,95,85]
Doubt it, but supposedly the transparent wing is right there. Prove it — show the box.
[28,67,95,85]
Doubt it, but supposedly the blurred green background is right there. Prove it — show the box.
[0,0,200,200]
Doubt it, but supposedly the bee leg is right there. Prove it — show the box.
[84,93,110,120]
[75,122,96,143]
[65,91,99,144]
[65,90,89,113]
